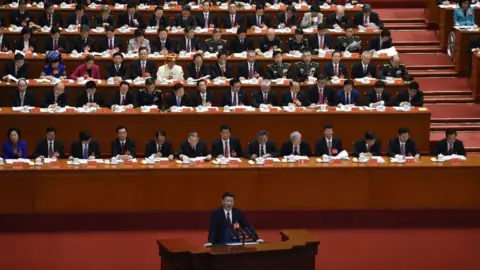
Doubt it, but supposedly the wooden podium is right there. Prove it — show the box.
[157,229,320,270]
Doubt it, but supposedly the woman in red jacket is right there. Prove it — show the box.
[70,54,101,80]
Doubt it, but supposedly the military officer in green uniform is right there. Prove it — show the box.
[138,78,163,107]
[335,24,361,52]
[286,29,309,52]
[267,51,291,79]
[289,50,320,81]
[379,55,409,79]
[204,28,227,53]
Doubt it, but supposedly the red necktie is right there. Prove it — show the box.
[204,14,208,28]
[318,88,324,104]
[89,95,93,103]
[448,144,453,155]
[231,15,235,27]
[319,36,324,49]
[224,140,229,157]
[141,62,146,77]
[294,146,299,155]
[366,145,370,153]
[186,39,191,52]
[121,95,126,105]
[121,142,125,154]
[334,65,339,76]
[196,68,200,79]
[248,64,254,79]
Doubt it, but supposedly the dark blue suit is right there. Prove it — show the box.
[207,207,258,245]
[336,89,361,106]
[2,141,28,159]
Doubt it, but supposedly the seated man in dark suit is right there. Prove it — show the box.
[76,80,105,108]
[66,5,90,27]
[174,5,197,29]
[10,79,35,107]
[368,29,393,51]
[99,26,123,52]
[315,124,344,156]
[221,78,249,106]
[353,4,384,29]
[246,130,279,160]
[433,129,467,156]
[251,79,278,108]
[69,130,101,159]
[237,51,263,79]
[39,3,63,28]
[353,131,382,157]
[44,27,68,53]
[178,132,212,160]
[276,5,297,28]
[191,79,215,107]
[117,3,145,28]
[186,53,209,79]
[10,1,33,26]
[307,74,335,106]
[351,51,377,78]
[108,81,137,107]
[3,53,28,80]
[106,52,128,80]
[130,47,157,79]
[43,82,68,108]
[176,27,202,53]
[229,28,254,53]
[211,125,243,158]
[205,192,262,246]
[95,6,115,28]
[196,1,218,28]
[308,23,333,51]
[396,81,424,107]
[210,51,233,79]
[0,23,12,52]
[365,81,393,106]
[73,25,96,53]
[149,6,169,28]
[336,79,361,106]
[166,83,191,108]
[111,125,136,159]
[280,80,310,107]
[221,3,244,28]
[32,127,66,159]
[247,5,271,29]
[151,28,173,54]
[324,51,348,78]
[387,127,420,158]
[280,131,313,156]
[144,131,174,160]
[325,6,349,29]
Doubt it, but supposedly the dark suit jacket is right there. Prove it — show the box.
[336,89,361,106]
[117,12,145,28]
[353,139,382,157]
[39,13,63,27]
[166,94,191,108]
[66,13,90,26]
[365,90,393,106]
[191,91,215,106]
[174,14,197,28]
[32,139,66,158]
[211,138,243,158]
[108,91,137,107]
[308,34,334,50]
[10,90,35,107]
[44,36,69,53]
[95,15,115,28]
[221,90,249,106]
[148,14,169,28]
[105,63,128,79]
[228,37,254,53]
[0,35,12,51]
[195,12,218,28]
[396,90,424,107]
[221,13,244,28]
[351,62,377,78]
[130,59,157,79]
[276,12,297,27]
[210,62,233,78]
[176,37,202,53]
[186,63,209,79]
[387,138,419,157]
[76,92,105,107]
[434,139,466,156]
[368,36,393,51]
[353,12,383,28]
[70,140,101,159]
[280,90,310,106]
[307,85,335,106]
[178,140,209,158]
[73,36,97,53]
[144,139,174,157]
[246,140,279,159]
[15,38,37,52]
[151,37,173,53]
[111,138,136,157]
[43,90,68,107]
[237,62,263,79]
[4,61,28,79]
[325,13,350,29]
[251,90,278,107]
[10,10,33,26]
[280,141,313,156]
[315,137,344,156]
[246,14,271,28]
[324,62,348,78]
[98,37,123,52]
[208,207,259,244]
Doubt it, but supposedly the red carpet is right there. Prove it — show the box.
[376,8,424,20]
[1,229,479,270]
[391,30,438,42]
[415,78,471,91]
[399,53,453,67]
[426,104,480,120]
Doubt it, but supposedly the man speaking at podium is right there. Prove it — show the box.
[205,192,263,247]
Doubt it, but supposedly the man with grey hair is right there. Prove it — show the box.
[379,55,408,79]
[178,132,212,160]
[10,78,35,107]
[246,130,279,160]
[258,28,282,53]
[353,4,384,29]
[325,6,349,29]
[280,131,313,156]
[251,79,278,107]
[280,80,309,107]
[351,51,377,78]
[43,82,68,108]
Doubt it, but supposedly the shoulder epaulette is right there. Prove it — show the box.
[155,89,162,93]
[205,38,212,42]
[268,63,274,68]
[139,88,146,92]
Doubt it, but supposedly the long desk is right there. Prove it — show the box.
[0,80,407,107]
[0,52,390,81]
[0,157,478,214]
[438,6,480,51]
[453,29,480,76]
[470,52,480,102]
[0,107,430,156]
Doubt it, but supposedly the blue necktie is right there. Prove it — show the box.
[83,144,88,159]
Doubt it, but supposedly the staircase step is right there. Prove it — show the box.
[383,18,425,24]
[406,64,455,70]
[423,90,472,96]
[425,95,475,104]
[396,45,443,53]
[432,118,480,123]
[408,69,458,77]
[383,23,427,30]
[431,123,480,131]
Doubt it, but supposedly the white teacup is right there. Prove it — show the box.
[114,106,123,112]
[148,157,155,163]
[308,76,315,84]
[35,157,42,164]
[179,51,186,57]
[323,155,331,162]
[359,156,367,162]
[402,104,411,111]
[319,104,328,111]
[141,106,150,112]
[361,77,370,84]
[107,77,115,84]
[438,154,445,161]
